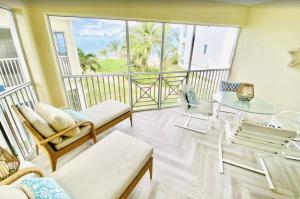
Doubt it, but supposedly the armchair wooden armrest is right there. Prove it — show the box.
[40,121,96,145]
[0,167,44,185]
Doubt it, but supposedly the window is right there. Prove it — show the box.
[50,17,127,74]
[203,44,208,54]
[49,16,239,74]
[162,23,193,71]
[0,28,17,58]
[53,32,68,56]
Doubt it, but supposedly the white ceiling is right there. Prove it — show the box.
[216,0,274,6]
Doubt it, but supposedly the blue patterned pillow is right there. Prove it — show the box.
[220,81,241,92]
[186,87,199,108]
[61,108,87,123]
[21,177,71,199]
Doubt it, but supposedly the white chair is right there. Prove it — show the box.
[218,121,297,190]
[175,84,213,134]
[250,111,300,161]
[270,111,300,133]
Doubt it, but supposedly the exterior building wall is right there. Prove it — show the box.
[178,26,239,70]
[50,17,81,75]
[178,25,193,70]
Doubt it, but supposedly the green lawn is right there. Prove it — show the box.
[96,58,186,74]
[97,58,127,73]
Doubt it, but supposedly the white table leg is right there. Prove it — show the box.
[234,111,247,123]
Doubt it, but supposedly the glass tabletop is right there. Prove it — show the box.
[213,91,280,115]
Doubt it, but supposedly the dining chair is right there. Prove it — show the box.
[270,111,300,133]
[249,111,300,161]
[175,84,213,134]
[218,120,298,190]
[270,111,300,160]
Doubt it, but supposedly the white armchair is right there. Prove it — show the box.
[174,84,213,134]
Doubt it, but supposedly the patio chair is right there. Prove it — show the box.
[12,100,132,171]
[175,84,213,134]
[218,121,297,190]
[248,111,300,161]
[1,130,153,199]
[216,81,241,117]
[269,111,300,160]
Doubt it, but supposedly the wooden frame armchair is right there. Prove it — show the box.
[0,167,44,185]
[12,105,97,172]
[1,130,153,199]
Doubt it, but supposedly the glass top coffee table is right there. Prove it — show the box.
[213,91,280,122]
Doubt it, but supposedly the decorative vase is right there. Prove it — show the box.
[237,83,254,101]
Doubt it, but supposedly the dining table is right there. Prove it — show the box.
[213,91,280,122]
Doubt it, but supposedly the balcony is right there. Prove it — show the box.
[63,69,230,111]
[0,1,300,198]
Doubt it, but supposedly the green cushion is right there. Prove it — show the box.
[186,86,199,108]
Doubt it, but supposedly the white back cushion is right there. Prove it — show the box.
[35,103,79,137]
[19,105,62,144]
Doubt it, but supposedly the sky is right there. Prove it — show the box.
[71,18,126,56]
[71,18,183,57]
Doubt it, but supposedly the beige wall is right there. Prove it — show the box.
[1,0,249,107]
[230,1,300,111]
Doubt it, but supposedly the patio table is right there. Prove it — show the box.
[213,91,280,122]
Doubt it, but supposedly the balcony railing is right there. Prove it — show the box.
[0,68,228,160]
[0,58,26,87]
[63,69,230,111]
[0,82,38,159]
[58,55,72,75]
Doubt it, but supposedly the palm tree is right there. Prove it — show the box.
[107,40,120,55]
[163,30,180,65]
[130,22,161,71]
[99,40,127,58]
[77,48,100,73]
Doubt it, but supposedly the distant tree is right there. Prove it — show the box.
[77,48,100,73]
[130,22,161,71]
[107,40,120,54]
[99,49,108,56]
[99,39,127,58]
[162,26,179,65]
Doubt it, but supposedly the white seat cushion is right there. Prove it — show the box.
[80,100,131,129]
[54,126,91,150]
[53,130,153,199]
[0,185,28,199]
